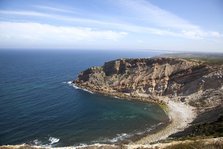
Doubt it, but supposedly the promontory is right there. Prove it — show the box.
[3,56,223,149]
[73,57,223,146]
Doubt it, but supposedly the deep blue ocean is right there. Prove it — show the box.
[0,50,168,147]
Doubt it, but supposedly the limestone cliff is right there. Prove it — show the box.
[74,57,223,104]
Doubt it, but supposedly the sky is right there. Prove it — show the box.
[0,0,222,52]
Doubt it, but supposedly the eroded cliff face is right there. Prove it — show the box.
[74,58,223,103]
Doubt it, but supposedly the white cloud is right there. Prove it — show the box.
[0,22,128,48]
[181,30,222,39]
[0,11,187,40]
[116,0,198,30]
[114,0,222,39]
[1,5,221,41]
[0,10,52,17]
[209,31,222,38]
[34,5,75,14]
[0,0,222,50]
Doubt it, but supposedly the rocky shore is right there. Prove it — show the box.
[73,57,223,145]
[2,57,223,149]
[2,135,223,149]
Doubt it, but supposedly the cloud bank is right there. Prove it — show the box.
[0,0,222,51]
[0,22,127,48]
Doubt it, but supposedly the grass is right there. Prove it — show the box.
[190,116,223,137]
[166,115,223,142]
[162,52,223,65]
[0,145,47,149]
[183,57,223,65]
[165,140,223,149]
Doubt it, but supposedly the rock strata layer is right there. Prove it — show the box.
[74,57,223,105]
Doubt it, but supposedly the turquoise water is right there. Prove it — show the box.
[0,50,168,147]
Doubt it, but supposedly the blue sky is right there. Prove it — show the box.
[0,0,222,52]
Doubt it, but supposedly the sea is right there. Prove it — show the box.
[0,50,168,147]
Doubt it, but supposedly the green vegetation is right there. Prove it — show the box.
[162,53,223,65]
[165,140,223,149]
[183,57,223,65]
[0,145,47,149]
[167,115,223,142]
[189,116,223,137]
[159,102,169,114]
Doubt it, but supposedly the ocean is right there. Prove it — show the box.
[0,50,168,147]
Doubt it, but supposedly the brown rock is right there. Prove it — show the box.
[74,57,223,102]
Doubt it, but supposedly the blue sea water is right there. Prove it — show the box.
[0,50,168,147]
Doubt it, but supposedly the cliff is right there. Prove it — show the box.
[73,57,223,144]
[2,57,223,149]
[74,57,222,105]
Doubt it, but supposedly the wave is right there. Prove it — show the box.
[26,122,163,147]
[81,88,94,94]
[91,122,163,144]
[67,81,72,85]
[91,133,132,144]
[49,137,60,145]
[77,143,88,147]
[65,81,94,94]
[109,133,132,143]
[30,136,60,147]
[72,84,80,90]
[114,96,121,99]
[32,139,42,146]
[63,81,73,85]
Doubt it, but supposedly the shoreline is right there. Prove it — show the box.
[70,82,171,144]
[72,83,197,145]
[134,97,196,144]
[2,137,223,149]
[1,95,197,149]
[0,83,196,148]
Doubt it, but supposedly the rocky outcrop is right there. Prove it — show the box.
[2,57,222,149]
[74,57,223,104]
[3,137,223,149]
[73,57,223,145]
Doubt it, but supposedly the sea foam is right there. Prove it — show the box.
[67,81,73,85]
[66,80,94,94]
[81,88,94,94]
[92,133,133,144]
[49,137,60,145]
[109,133,131,143]
[72,84,80,89]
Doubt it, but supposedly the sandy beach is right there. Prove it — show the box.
[134,96,197,144]
[71,83,198,145]
[1,94,220,149]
